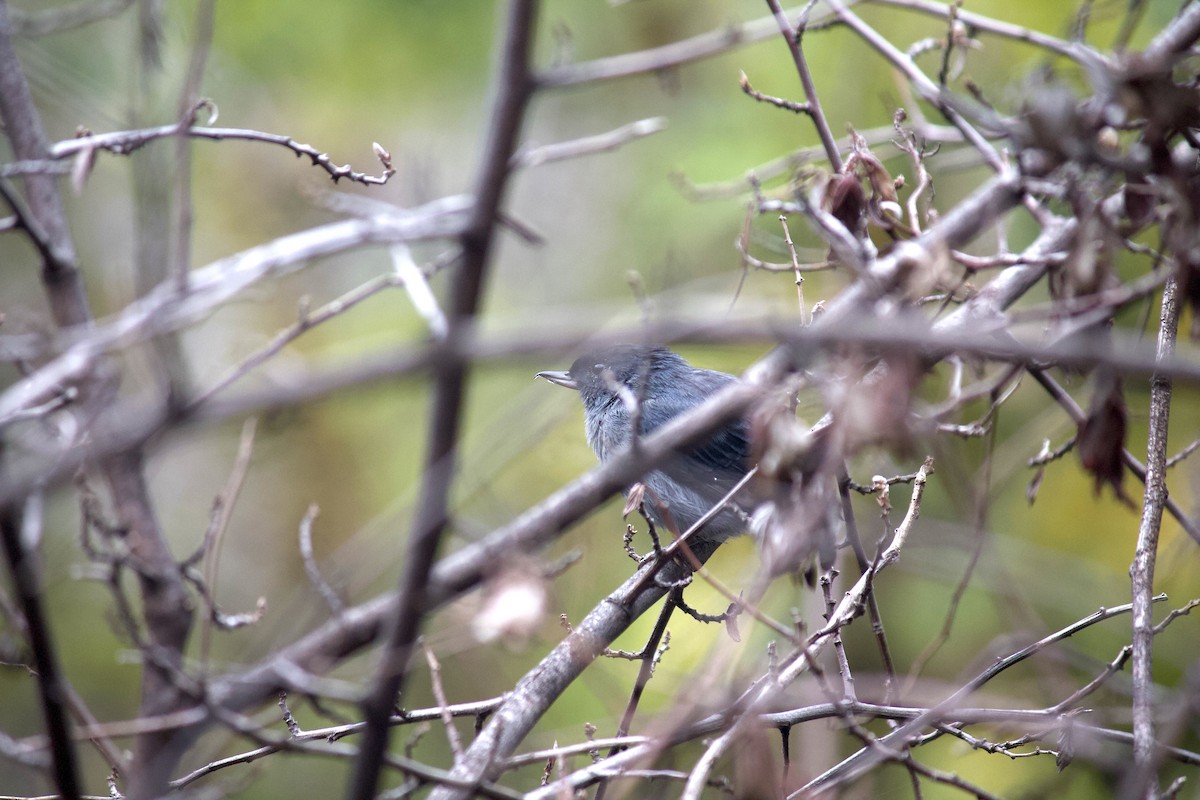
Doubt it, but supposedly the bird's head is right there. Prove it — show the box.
[536,344,683,411]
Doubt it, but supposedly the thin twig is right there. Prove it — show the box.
[1165,436,1200,469]
[803,595,1166,793]
[778,215,810,324]
[195,417,258,672]
[190,272,401,406]
[50,124,396,186]
[822,0,1004,173]
[764,0,844,171]
[511,117,667,168]
[681,458,935,798]
[421,641,464,760]
[593,596,675,800]
[298,504,343,615]
[870,0,1098,63]
[1028,367,1200,545]
[739,71,811,115]
[1126,276,1180,799]
[536,4,833,89]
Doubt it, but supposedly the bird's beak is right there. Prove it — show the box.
[535,370,578,390]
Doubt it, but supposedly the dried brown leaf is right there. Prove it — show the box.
[823,172,866,239]
[1077,373,1126,497]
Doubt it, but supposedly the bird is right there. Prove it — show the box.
[536,344,755,562]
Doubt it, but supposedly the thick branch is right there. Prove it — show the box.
[0,1,85,324]
[0,4,193,796]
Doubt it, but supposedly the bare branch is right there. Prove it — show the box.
[0,497,80,799]
[511,117,667,168]
[537,4,830,89]
[350,2,539,797]
[297,504,343,616]
[51,124,396,186]
[804,595,1166,793]
[764,0,844,171]
[0,203,470,426]
[739,71,811,115]
[870,0,1097,63]
[1126,276,1180,799]
[824,0,1004,171]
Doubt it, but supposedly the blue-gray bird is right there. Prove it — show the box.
[537,345,755,561]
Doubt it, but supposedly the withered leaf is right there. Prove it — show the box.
[823,172,866,239]
[1121,182,1157,232]
[1174,256,1200,341]
[622,482,646,518]
[724,602,742,643]
[1077,374,1126,497]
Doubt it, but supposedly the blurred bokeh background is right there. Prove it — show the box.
[1,0,1196,797]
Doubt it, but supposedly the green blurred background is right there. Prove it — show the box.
[1,0,1196,797]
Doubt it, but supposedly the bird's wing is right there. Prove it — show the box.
[640,369,751,477]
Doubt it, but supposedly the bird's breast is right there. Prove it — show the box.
[584,401,630,461]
